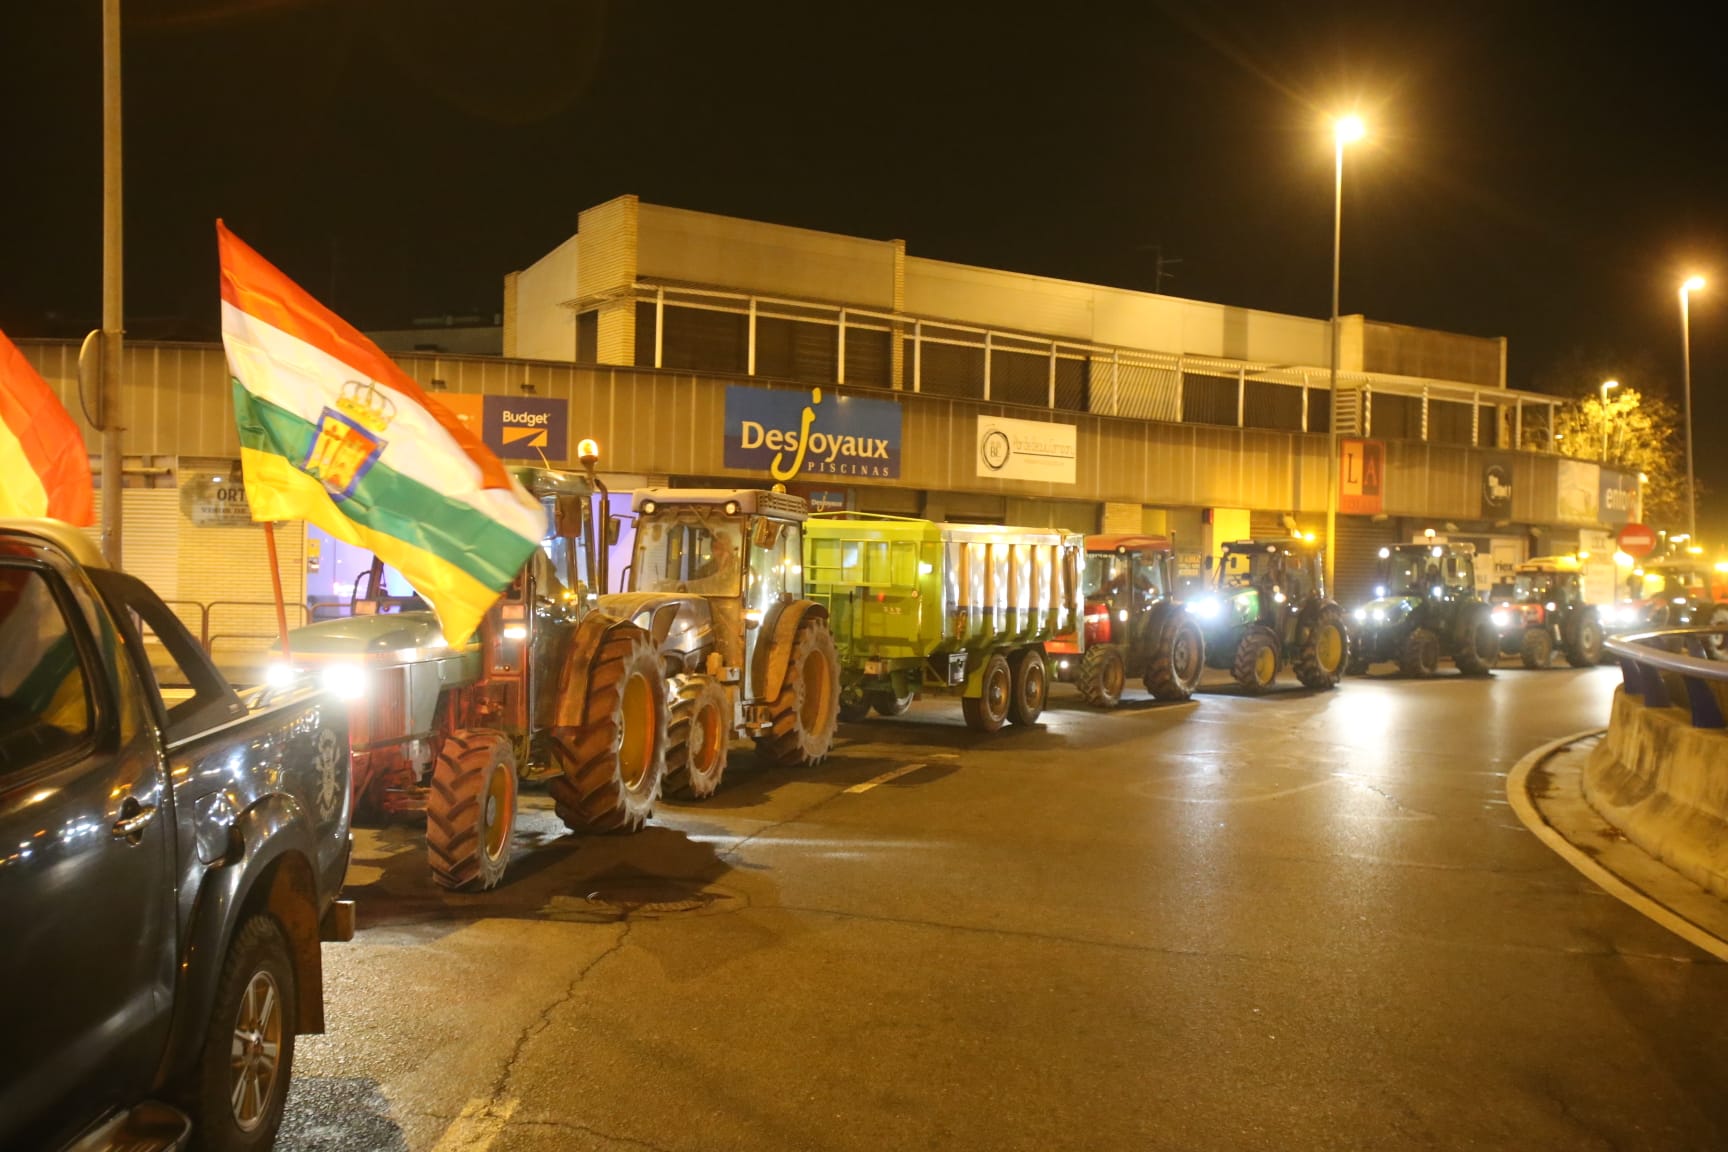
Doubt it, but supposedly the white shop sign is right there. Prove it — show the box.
[975,415,1077,485]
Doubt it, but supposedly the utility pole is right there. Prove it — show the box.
[98,0,124,566]
[1139,242,1183,296]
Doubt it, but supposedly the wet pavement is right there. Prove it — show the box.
[280,663,1728,1151]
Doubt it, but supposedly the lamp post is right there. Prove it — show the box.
[1599,379,1618,462]
[1324,114,1365,592]
[1681,276,1705,540]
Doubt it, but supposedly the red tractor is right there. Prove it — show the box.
[1049,535,1206,706]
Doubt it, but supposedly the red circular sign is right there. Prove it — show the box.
[1618,523,1657,558]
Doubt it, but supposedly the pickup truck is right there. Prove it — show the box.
[0,519,355,1152]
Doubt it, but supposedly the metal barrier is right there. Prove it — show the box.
[1605,626,1728,729]
[205,600,310,657]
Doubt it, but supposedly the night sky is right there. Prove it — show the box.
[5,2,1727,516]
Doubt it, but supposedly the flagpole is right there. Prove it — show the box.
[264,522,291,661]
[99,0,124,565]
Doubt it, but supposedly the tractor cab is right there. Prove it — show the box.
[1207,538,1324,640]
[1079,535,1175,647]
[1494,555,1604,667]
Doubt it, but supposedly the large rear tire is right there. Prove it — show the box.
[1147,614,1205,701]
[1294,603,1348,690]
[962,652,1012,732]
[663,674,731,800]
[1007,649,1047,726]
[1521,628,1554,669]
[1077,643,1126,708]
[754,618,841,768]
[1398,627,1440,677]
[1454,613,1499,677]
[427,728,517,890]
[547,627,666,834]
[1566,613,1604,668]
[1231,626,1281,694]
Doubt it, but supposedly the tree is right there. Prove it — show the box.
[1521,348,1691,527]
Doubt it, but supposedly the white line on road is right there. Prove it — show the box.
[431,1097,519,1152]
[1506,730,1728,964]
[845,762,929,794]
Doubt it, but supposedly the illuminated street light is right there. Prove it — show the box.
[1324,114,1365,591]
[1599,379,1619,461]
[1681,276,1706,539]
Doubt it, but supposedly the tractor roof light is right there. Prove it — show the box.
[577,437,601,467]
[724,500,741,516]
[641,499,657,514]
[1378,547,1390,559]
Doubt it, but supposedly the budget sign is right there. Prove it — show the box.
[723,385,901,480]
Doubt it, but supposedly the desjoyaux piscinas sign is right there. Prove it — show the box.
[723,385,901,481]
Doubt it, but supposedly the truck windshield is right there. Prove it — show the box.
[635,509,744,596]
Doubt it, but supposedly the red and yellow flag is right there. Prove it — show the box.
[0,329,95,525]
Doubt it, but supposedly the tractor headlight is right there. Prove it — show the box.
[265,662,298,690]
[319,663,369,701]
[1370,608,1386,623]
[1491,611,1510,630]
[1352,608,1367,622]
[1191,598,1221,619]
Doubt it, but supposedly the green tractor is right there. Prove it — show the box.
[277,464,667,891]
[1347,541,1500,676]
[1189,537,1348,694]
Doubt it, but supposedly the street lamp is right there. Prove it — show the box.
[1599,379,1619,461]
[1681,276,1705,539]
[1324,114,1365,591]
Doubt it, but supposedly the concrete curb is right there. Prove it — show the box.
[1507,730,1728,963]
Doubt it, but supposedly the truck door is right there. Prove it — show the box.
[0,558,176,1146]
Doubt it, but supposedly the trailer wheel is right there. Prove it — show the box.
[1147,615,1206,701]
[1521,628,1554,670]
[754,617,840,768]
[1077,643,1126,708]
[427,728,517,890]
[1566,613,1604,668]
[870,688,914,717]
[1294,604,1348,690]
[838,688,873,724]
[547,628,666,834]
[1007,649,1047,726]
[962,652,1012,732]
[662,674,731,800]
[1231,627,1281,694]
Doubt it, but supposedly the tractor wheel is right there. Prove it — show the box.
[1708,606,1728,659]
[1231,626,1281,694]
[1077,643,1126,708]
[546,627,666,835]
[1007,649,1048,726]
[427,728,517,891]
[871,688,914,717]
[1566,612,1604,668]
[1147,615,1206,701]
[1398,628,1440,677]
[662,674,731,800]
[753,617,841,768]
[962,652,1013,732]
[1521,628,1554,669]
[1294,604,1348,690]
[1454,614,1500,677]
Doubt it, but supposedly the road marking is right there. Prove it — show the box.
[431,1097,519,1152]
[1506,730,1728,963]
[846,762,929,793]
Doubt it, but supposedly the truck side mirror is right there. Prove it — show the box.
[552,494,585,539]
[1203,555,1214,572]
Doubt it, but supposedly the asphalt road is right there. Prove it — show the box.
[280,663,1728,1152]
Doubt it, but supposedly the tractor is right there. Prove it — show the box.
[1189,537,1348,694]
[1606,556,1728,649]
[599,488,841,800]
[1490,555,1604,668]
[1048,534,1205,706]
[276,462,668,890]
[1347,541,1500,676]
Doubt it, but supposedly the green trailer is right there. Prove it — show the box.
[804,515,1083,732]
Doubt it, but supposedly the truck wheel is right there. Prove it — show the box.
[1077,643,1126,708]
[427,728,517,890]
[1398,628,1440,677]
[184,914,295,1152]
[547,627,666,834]
[1454,616,1499,677]
[1566,614,1604,667]
[1521,628,1554,669]
[754,618,841,767]
[1147,616,1205,701]
[962,652,1012,732]
[1231,627,1280,694]
[663,674,731,800]
[1007,649,1047,726]
[1294,604,1348,690]
[871,688,914,716]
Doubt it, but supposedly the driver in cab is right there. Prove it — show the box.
[691,529,741,592]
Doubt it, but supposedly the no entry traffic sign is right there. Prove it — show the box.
[1618,523,1657,558]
